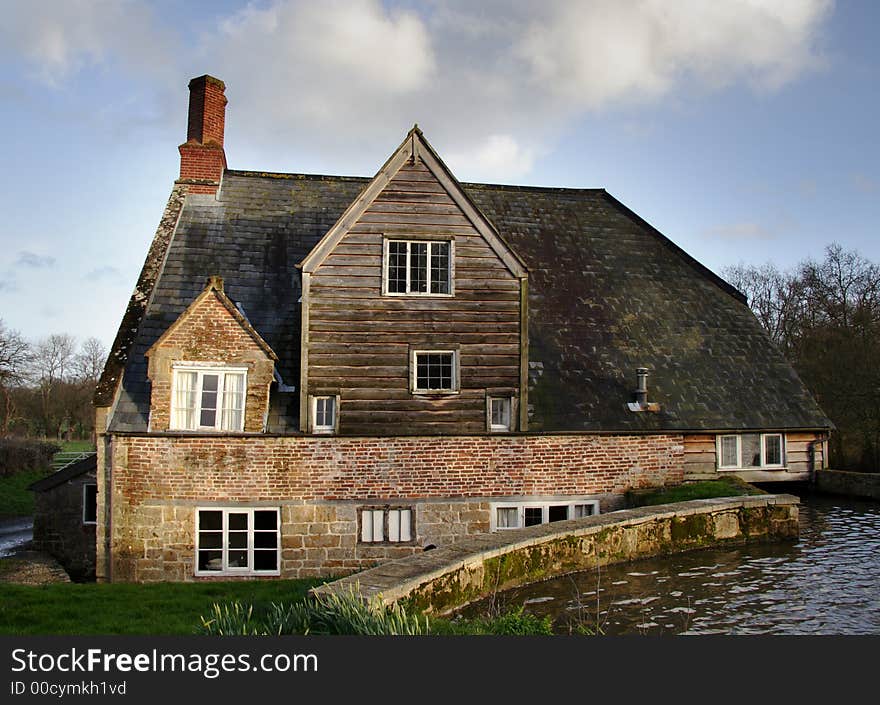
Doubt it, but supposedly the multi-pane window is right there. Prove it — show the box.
[717,433,785,469]
[491,499,601,531]
[171,367,246,431]
[489,397,512,432]
[412,351,456,393]
[360,507,413,543]
[82,484,97,525]
[196,508,279,576]
[312,395,337,433]
[385,240,451,295]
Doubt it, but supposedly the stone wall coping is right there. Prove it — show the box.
[314,494,799,606]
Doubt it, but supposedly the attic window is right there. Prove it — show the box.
[384,239,452,296]
[171,365,247,432]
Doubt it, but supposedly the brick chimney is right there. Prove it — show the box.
[178,75,227,194]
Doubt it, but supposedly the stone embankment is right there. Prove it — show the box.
[315,494,799,615]
[816,469,880,500]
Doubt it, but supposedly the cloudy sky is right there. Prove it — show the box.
[0,0,877,349]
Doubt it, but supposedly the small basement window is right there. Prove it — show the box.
[82,484,97,525]
[311,395,337,434]
[716,433,785,470]
[171,365,247,432]
[195,508,280,576]
[360,507,414,543]
[384,239,452,296]
[411,350,457,394]
[490,499,600,531]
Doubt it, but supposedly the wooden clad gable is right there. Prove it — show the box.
[300,128,528,435]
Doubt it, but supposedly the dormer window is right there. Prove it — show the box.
[171,365,247,431]
[383,239,452,295]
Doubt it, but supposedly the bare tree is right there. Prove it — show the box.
[0,319,31,434]
[726,244,880,470]
[73,337,107,384]
[31,333,77,438]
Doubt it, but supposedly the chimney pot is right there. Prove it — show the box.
[635,367,649,405]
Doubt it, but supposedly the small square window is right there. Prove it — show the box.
[312,395,337,433]
[496,507,519,529]
[489,397,512,432]
[524,507,543,527]
[412,351,456,393]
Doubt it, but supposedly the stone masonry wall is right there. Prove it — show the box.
[32,472,97,581]
[106,433,683,581]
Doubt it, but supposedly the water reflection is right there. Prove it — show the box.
[457,495,880,635]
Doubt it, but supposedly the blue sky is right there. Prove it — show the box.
[0,0,877,350]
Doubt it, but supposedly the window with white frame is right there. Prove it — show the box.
[82,484,97,525]
[359,507,413,543]
[489,396,512,432]
[171,366,247,431]
[195,508,280,576]
[412,350,457,393]
[490,499,600,531]
[716,433,785,469]
[311,395,337,434]
[384,239,452,295]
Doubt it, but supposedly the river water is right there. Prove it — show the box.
[457,493,880,635]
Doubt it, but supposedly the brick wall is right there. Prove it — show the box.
[105,432,684,581]
[146,291,275,433]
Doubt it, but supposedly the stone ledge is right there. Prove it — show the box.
[314,494,799,614]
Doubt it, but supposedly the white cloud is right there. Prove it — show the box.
[706,222,775,241]
[2,0,834,179]
[0,0,175,85]
[515,0,833,108]
[447,135,537,183]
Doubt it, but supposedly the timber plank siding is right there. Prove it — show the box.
[307,159,522,435]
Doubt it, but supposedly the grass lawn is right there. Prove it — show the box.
[627,476,765,507]
[0,468,54,518]
[0,578,326,635]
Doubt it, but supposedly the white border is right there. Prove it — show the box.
[716,433,786,470]
[170,365,248,432]
[410,349,459,394]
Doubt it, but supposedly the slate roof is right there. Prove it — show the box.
[105,170,830,434]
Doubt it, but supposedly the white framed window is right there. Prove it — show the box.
[310,395,338,434]
[383,239,453,296]
[171,364,247,431]
[490,498,600,531]
[82,484,97,525]
[195,507,280,576]
[359,506,414,544]
[411,350,457,394]
[716,433,786,470]
[488,396,512,432]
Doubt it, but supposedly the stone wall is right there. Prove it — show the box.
[816,469,880,500]
[103,432,684,581]
[317,494,800,615]
[32,471,97,581]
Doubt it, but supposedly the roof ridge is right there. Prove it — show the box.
[224,168,606,194]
